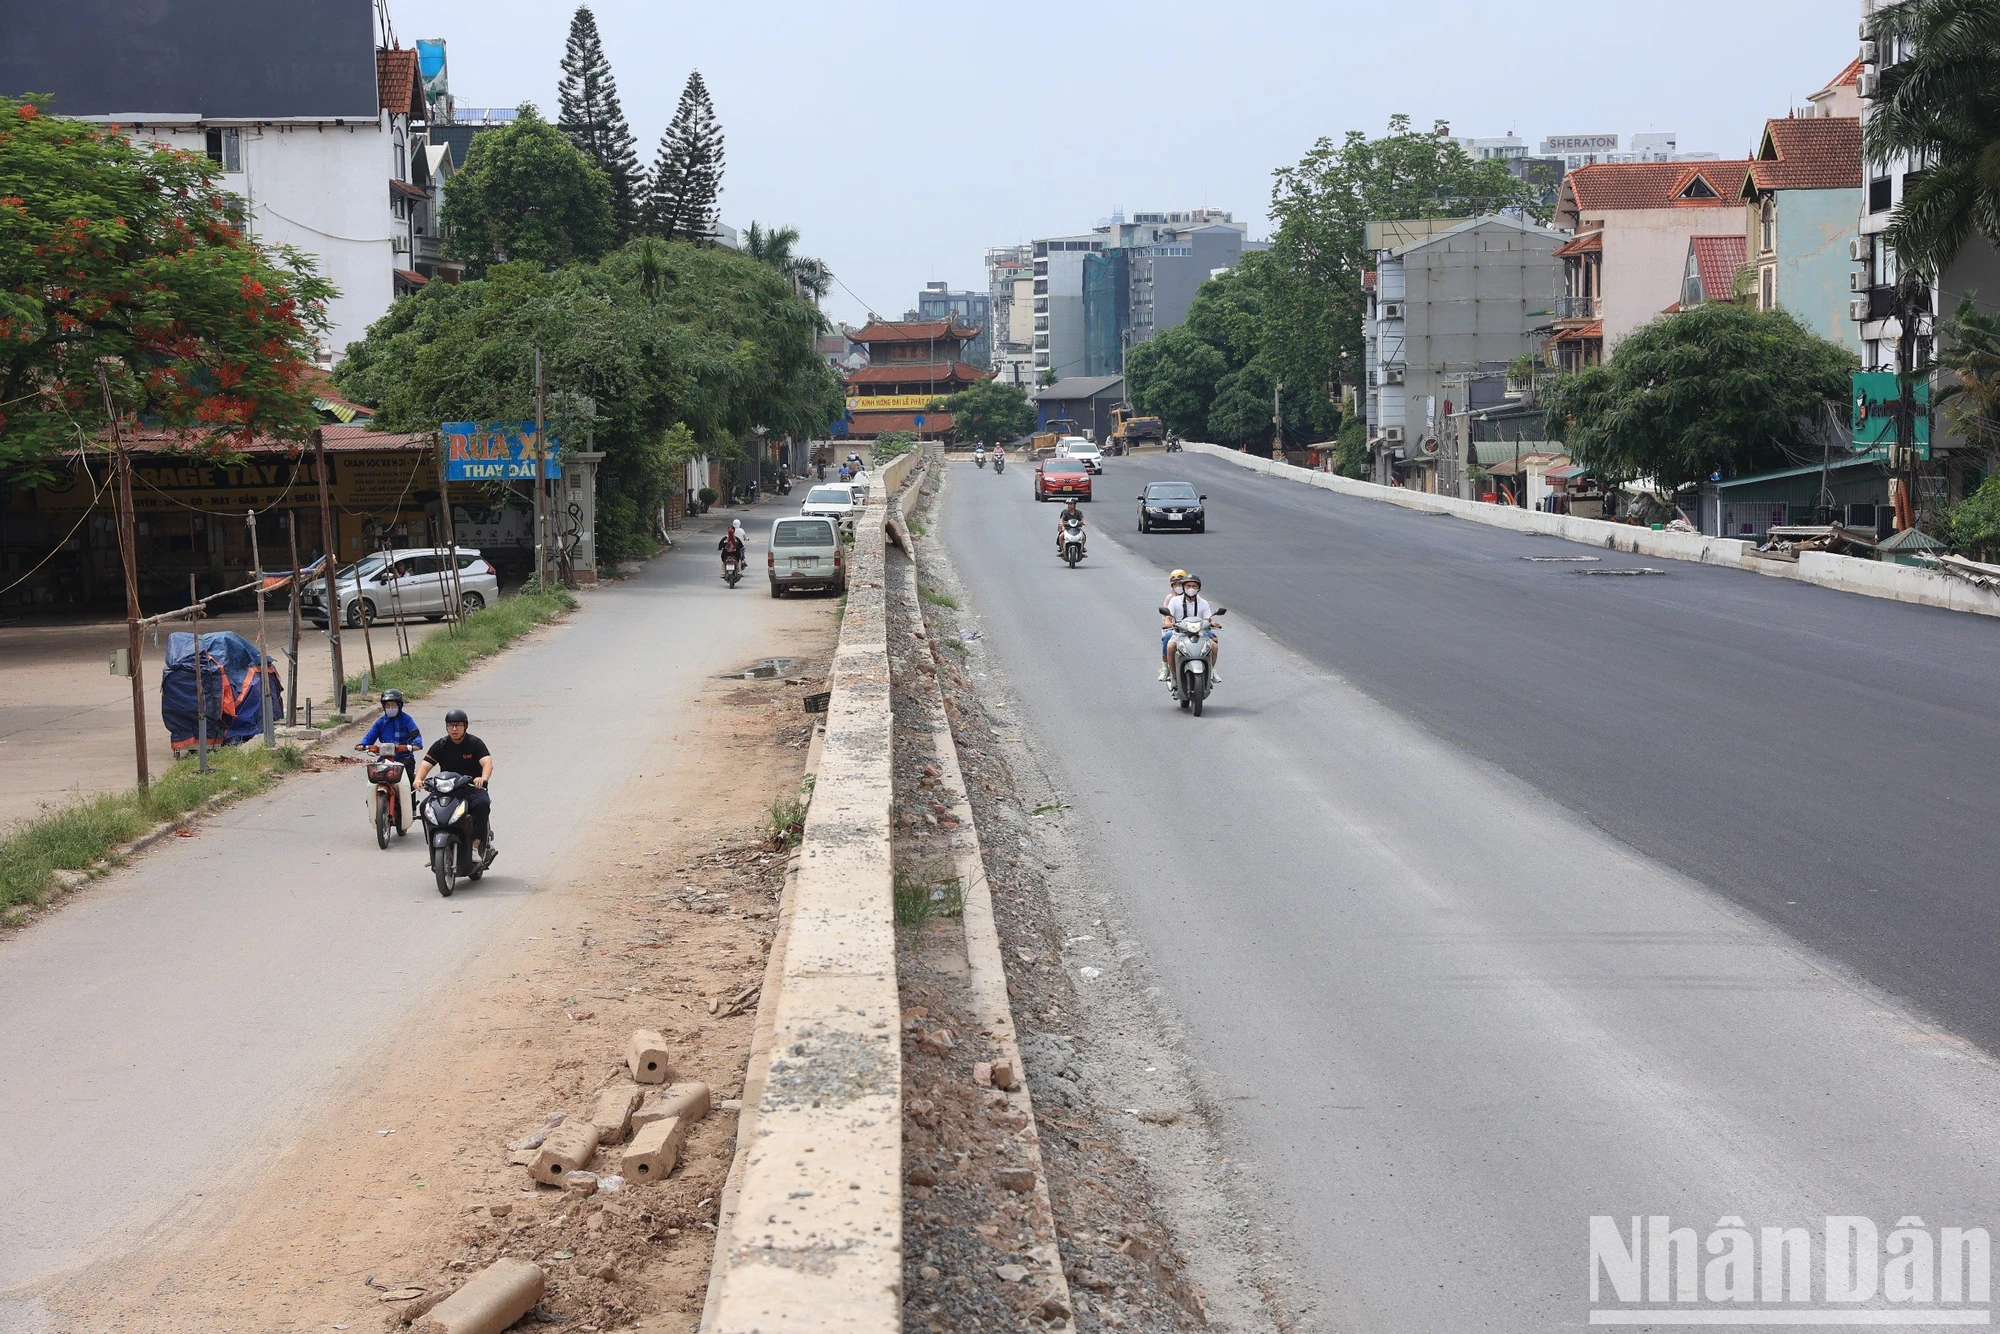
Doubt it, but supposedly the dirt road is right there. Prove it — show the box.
[0,509,835,1332]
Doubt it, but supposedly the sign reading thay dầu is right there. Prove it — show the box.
[443,422,562,480]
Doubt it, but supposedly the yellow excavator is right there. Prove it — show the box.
[1107,403,1163,455]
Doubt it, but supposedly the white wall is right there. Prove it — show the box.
[1601,204,1742,346]
[129,118,398,363]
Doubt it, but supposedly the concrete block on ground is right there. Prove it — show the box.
[527,1121,599,1186]
[413,1258,544,1334]
[589,1084,643,1142]
[621,1113,690,1184]
[632,1080,710,1133]
[626,1029,673,1084]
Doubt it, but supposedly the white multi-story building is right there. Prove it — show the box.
[19,0,435,363]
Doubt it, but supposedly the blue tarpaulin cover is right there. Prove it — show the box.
[161,630,282,749]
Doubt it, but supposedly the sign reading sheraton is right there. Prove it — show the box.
[443,422,562,481]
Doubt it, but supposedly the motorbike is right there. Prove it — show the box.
[816,462,827,481]
[1164,435,1184,453]
[1061,516,1087,569]
[777,474,792,496]
[839,465,855,482]
[975,450,988,469]
[418,771,493,897]
[360,742,414,849]
[993,453,1006,475]
[1166,609,1225,716]
[723,553,745,587]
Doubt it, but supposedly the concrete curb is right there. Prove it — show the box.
[891,475,1077,1331]
[1184,442,2000,620]
[702,459,911,1333]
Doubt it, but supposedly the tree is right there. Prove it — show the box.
[440,103,616,279]
[1938,293,2000,456]
[1266,117,1538,412]
[1542,304,1858,492]
[557,7,643,239]
[744,221,831,303]
[936,378,1033,446]
[336,240,841,559]
[1126,326,1227,438]
[0,94,332,477]
[1865,0,2000,279]
[1946,470,2000,556]
[645,72,724,243]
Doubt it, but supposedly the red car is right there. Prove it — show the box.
[1035,457,1093,502]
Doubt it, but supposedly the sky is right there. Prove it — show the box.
[391,0,1858,329]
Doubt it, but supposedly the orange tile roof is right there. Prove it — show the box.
[1823,56,1864,91]
[1553,321,1604,342]
[848,318,980,344]
[1745,117,1863,193]
[1565,160,1757,212]
[1690,234,1747,301]
[1553,230,1603,258]
[844,362,988,386]
[377,48,422,118]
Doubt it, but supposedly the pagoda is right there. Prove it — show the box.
[841,317,989,440]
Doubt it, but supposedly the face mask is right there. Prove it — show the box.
[385,704,400,716]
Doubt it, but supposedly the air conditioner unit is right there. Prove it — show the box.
[1849,297,1873,322]
[1383,366,1406,385]
[1381,302,1406,320]
[390,234,411,254]
[1857,72,1878,99]
[1851,270,1872,292]
[1859,39,1877,65]
[1849,236,1871,263]
[1383,426,1405,443]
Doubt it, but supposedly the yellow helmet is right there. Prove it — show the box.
[1169,569,1189,583]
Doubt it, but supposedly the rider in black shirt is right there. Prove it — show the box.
[414,707,495,856]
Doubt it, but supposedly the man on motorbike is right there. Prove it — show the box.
[357,689,422,781]
[414,707,495,860]
[719,522,747,573]
[1158,571,1219,683]
[1055,497,1088,556]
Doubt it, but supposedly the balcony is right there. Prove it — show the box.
[1553,295,1601,320]
[414,232,443,265]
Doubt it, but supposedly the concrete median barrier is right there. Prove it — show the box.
[701,456,910,1332]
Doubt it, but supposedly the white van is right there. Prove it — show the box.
[768,516,845,597]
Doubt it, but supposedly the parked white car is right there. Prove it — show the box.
[768,516,845,596]
[800,483,862,531]
[300,547,500,628]
[1057,437,1104,473]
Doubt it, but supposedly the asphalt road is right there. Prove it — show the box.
[941,454,2000,1331]
[0,505,823,1330]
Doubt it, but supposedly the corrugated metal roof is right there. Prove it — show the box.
[1034,376,1124,401]
[1714,453,1886,488]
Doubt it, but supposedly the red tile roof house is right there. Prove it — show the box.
[1550,158,1756,364]
[1736,116,1865,354]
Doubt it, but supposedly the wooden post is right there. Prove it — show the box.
[314,428,347,714]
[533,348,547,587]
[189,573,209,772]
[100,368,151,791]
[435,430,466,627]
[285,509,303,726]
[246,510,275,747]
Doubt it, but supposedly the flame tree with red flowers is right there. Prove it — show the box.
[0,93,334,479]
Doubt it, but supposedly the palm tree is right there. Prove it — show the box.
[1865,0,2000,278]
[1939,294,2000,454]
[743,221,833,302]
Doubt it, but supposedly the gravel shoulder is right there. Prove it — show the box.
[900,462,1293,1333]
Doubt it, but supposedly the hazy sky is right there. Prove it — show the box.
[392,0,1857,328]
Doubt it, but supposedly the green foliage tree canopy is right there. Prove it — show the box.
[1544,304,1859,491]
[440,103,616,279]
[646,72,724,243]
[936,378,1034,445]
[0,94,332,475]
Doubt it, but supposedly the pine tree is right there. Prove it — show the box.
[644,71,725,243]
[556,6,642,238]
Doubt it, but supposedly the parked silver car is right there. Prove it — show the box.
[299,547,500,627]
[768,516,845,597]
[799,483,862,532]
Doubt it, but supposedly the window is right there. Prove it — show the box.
[1759,199,1776,253]
[1678,175,1718,200]
[395,140,406,180]
[1869,177,1893,213]
[1760,267,1775,310]
[1033,279,1048,294]
[203,127,241,171]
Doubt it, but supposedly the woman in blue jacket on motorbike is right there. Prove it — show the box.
[357,689,424,781]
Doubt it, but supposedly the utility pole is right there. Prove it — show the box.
[1273,379,1285,456]
[533,348,547,588]
[285,510,303,725]
[246,510,275,747]
[98,365,150,791]
[313,427,348,714]
[189,573,209,772]
[435,430,467,626]
[1893,269,1927,532]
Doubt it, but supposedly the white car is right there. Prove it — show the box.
[1057,437,1104,473]
[300,547,500,628]
[800,483,861,531]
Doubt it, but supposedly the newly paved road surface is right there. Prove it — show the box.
[942,454,2000,1331]
[0,508,822,1330]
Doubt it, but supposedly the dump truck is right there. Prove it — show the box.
[1030,417,1083,458]
[1108,403,1163,455]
